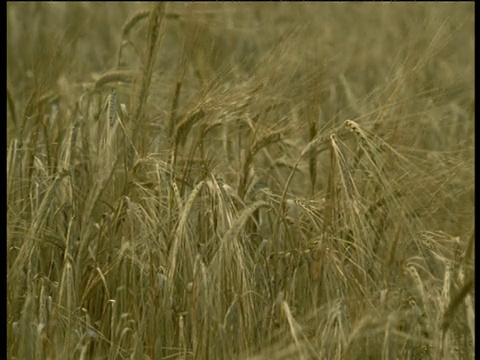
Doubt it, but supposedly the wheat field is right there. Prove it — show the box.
[7,3,474,360]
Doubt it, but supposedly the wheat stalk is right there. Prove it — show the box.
[131,3,166,153]
[94,70,138,90]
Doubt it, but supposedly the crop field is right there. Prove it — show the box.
[7,2,474,359]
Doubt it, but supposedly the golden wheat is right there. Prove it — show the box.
[7,3,473,359]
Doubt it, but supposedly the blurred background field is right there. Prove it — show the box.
[7,3,474,359]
